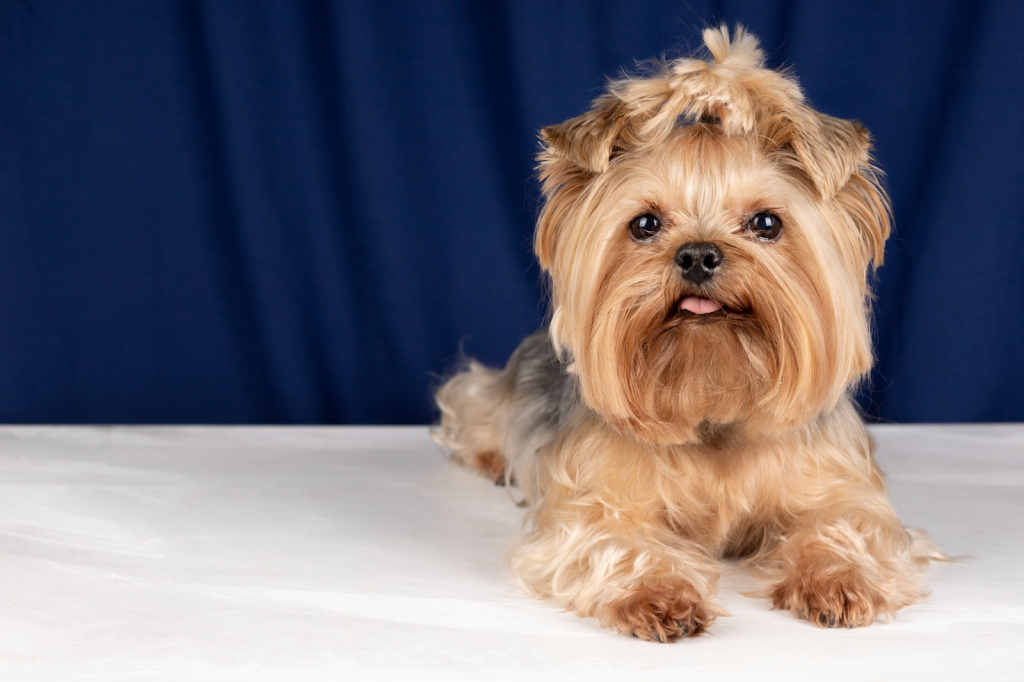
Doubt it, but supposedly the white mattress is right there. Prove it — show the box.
[0,425,1021,681]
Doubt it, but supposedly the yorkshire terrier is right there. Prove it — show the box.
[434,26,940,642]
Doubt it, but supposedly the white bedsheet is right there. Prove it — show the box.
[0,425,1021,681]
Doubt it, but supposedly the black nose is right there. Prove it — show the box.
[675,242,724,285]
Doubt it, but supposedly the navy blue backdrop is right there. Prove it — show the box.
[0,1,1021,424]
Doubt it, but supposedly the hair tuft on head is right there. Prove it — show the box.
[701,24,764,71]
[538,24,876,200]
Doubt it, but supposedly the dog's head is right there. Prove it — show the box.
[535,26,890,444]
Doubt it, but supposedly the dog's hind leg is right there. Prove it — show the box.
[433,359,513,484]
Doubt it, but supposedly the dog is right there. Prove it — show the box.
[434,25,940,642]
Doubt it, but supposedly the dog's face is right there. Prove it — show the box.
[535,27,890,444]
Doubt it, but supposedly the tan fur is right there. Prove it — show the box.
[434,359,510,476]
[434,25,940,640]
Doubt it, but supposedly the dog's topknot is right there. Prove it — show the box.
[541,25,873,201]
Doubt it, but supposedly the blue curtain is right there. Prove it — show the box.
[0,1,1021,424]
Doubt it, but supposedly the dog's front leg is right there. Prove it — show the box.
[760,486,936,628]
[507,422,722,642]
[510,501,721,641]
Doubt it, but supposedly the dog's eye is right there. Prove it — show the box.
[629,214,662,241]
[747,212,782,241]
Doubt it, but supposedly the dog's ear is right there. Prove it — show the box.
[760,106,874,200]
[539,95,636,174]
[764,110,889,265]
[535,86,669,268]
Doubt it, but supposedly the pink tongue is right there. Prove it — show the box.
[680,296,722,315]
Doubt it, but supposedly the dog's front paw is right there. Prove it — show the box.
[770,566,892,628]
[600,582,717,642]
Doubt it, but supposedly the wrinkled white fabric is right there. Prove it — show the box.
[0,425,1021,681]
